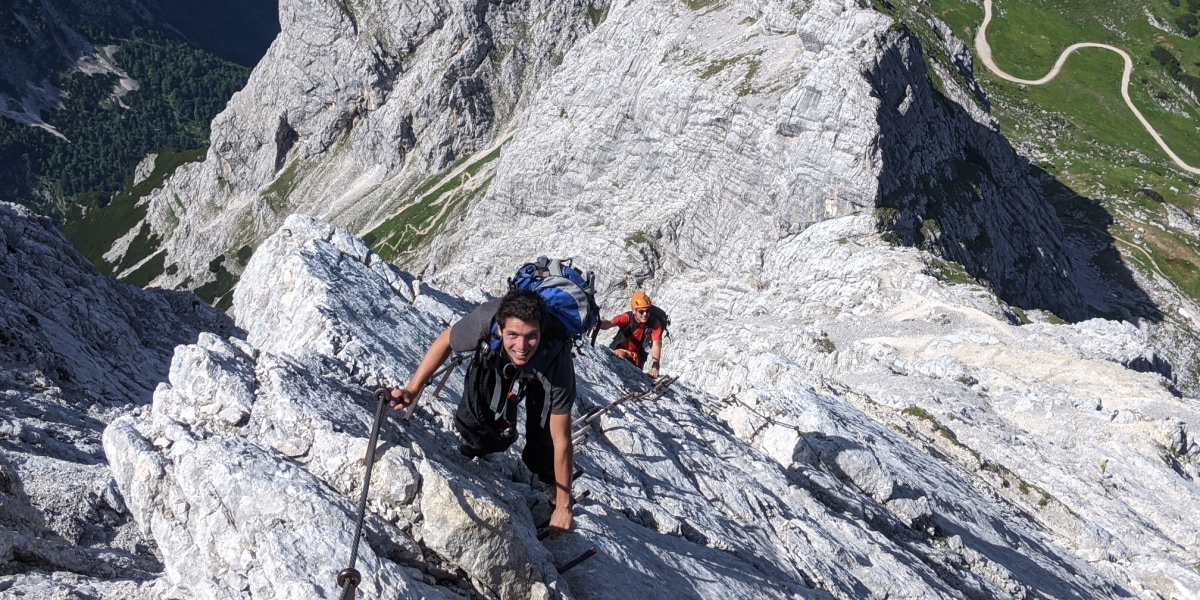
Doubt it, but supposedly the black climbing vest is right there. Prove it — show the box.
[467,322,565,430]
[609,308,669,362]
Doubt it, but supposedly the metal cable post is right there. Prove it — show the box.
[338,388,390,600]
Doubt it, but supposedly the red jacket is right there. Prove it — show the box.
[609,311,664,367]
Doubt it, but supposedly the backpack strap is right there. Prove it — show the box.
[609,311,634,349]
[472,320,507,415]
[475,324,563,428]
[524,338,565,426]
[653,307,670,338]
[612,311,658,345]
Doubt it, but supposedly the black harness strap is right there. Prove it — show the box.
[478,336,564,429]
[611,311,658,363]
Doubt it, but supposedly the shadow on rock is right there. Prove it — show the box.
[867,27,1161,326]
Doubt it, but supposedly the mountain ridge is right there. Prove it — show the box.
[5,206,1198,597]
[3,0,1200,597]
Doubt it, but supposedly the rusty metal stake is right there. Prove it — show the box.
[556,547,597,574]
[338,389,390,600]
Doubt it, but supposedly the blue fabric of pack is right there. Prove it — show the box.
[509,256,599,339]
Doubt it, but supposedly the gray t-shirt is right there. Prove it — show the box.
[450,299,576,415]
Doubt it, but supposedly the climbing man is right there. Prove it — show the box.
[599,291,667,379]
[389,289,577,533]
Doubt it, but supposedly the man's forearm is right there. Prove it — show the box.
[546,413,575,532]
[553,434,573,506]
[406,328,453,392]
[549,413,574,506]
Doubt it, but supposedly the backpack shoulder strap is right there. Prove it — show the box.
[621,310,638,331]
[469,320,508,414]
[648,306,669,337]
[648,314,667,338]
[524,338,567,426]
[609,311,636,347]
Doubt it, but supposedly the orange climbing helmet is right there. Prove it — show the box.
[630,292,652,310]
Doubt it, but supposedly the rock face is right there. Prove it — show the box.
[0,203,234,405]
[126,0,601,299]
[5,0,1200,598]
[867,26,1086,319]
[124,0,1085,326]
[0,202,234,597]
[7,211,1197,598]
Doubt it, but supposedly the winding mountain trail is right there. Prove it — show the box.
[974,0,1200,175]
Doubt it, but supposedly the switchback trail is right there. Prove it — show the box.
[974,0,1200,176]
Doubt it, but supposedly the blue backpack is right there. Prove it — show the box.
[509,256,600,340]
[455,257,598,441]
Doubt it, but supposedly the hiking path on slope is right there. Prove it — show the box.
[974,0,1200,175]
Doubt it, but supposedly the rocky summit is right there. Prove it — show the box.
[4,0,1200,598]
[2,206,1198,599]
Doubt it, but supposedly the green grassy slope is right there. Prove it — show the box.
[364,143,507,264]
[908,0,1200,304]
[0,36,249,215]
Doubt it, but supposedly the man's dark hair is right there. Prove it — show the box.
[497,289,544,330]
